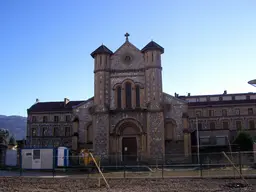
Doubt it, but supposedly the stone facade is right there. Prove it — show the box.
[27,111,73,148]
[90,36,167,161]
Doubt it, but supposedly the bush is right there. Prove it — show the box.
[233,131,253,151]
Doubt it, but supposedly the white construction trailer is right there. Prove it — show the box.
[21,147,70,170]
[21,148,54,170]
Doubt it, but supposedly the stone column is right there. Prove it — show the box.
[147,112,165,160]
[132,85,136,108]
[93,114,109,163]
[184,132,189,156]
[182,113,191,156]
[84,125,88,144]
[121,87,125,109]
[72,120,79,151]
[141,134,146,161]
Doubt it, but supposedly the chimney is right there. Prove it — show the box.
[188,93,191,96]
[223,90,227,95]
[64,98,70,105]
[36,98,39,103]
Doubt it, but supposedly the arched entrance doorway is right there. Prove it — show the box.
[113,119,143,162]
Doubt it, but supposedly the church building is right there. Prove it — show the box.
[27,33,190,162]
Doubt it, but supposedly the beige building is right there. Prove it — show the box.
[178,91,256,152]
[27,34,256,163]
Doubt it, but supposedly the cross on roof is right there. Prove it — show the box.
[125,33,130,41]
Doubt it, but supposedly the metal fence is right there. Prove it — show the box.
[0,151,256,178]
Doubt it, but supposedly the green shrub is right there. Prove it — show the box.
[233,131,253,151]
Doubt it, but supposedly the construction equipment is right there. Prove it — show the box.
[79,149,109,189]
[80,149,100,166]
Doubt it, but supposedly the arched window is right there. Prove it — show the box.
[117,86,122,108]
[125,82,132,108]
[135,85,140,107]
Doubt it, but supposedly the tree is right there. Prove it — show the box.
[8,136,16,146]
[0,128,10,146]
[233,131,253,151]
[0,129,17,146]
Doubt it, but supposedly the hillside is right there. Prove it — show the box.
[0,115,26,140]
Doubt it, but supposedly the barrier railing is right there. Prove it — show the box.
[0,151,255,178]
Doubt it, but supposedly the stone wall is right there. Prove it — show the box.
[72,98,94,144]
[164,93,188,140]
[93,113,109,158]
[110,41,145,70]
[27,112,73,147]
[147,112,165,158]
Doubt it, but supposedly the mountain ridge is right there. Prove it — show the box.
[0,115,27,140]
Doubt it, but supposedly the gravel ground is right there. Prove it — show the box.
[0,177,256,192]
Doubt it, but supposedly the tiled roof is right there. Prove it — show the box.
[188,99,256,107]
[90,45,113,58]
[141,41,164,54]
[27,100,85,113]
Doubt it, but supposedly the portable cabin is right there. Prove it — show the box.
[56,147,69,167]
[21,147,55,170]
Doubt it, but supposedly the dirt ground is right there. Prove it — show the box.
[0,177,256,192]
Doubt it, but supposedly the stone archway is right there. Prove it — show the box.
[112,118,144,162]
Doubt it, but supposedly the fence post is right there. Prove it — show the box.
[239,148,242,178]
[19,148,22,176]
[123,162,126,178]
[162,160,164,178]
[52,153,55,178]
[200,154,203,177]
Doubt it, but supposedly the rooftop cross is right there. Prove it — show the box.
[125,32,130,41]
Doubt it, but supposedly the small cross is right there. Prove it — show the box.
[124,32,130,41]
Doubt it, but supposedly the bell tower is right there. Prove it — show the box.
[91,44,112,158]
[142,41,164,108]
[91,45,112,108]
[141,41,165,159]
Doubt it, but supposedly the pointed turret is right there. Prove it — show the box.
[91,45,113,58]
[141,41,164,54]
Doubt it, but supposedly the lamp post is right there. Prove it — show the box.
[196,115,200,165]
[248,79,256,87]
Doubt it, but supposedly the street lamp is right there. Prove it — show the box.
[196,115,200,165]
[248,79,256,87]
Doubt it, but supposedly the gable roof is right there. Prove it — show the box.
[141,41,164,54]
[27,100,85,113]
[113,40,142,55]
[90,45,113,58]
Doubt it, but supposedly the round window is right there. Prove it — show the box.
[122,53,133,65]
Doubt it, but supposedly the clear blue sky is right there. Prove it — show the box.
[1,0,256,117]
